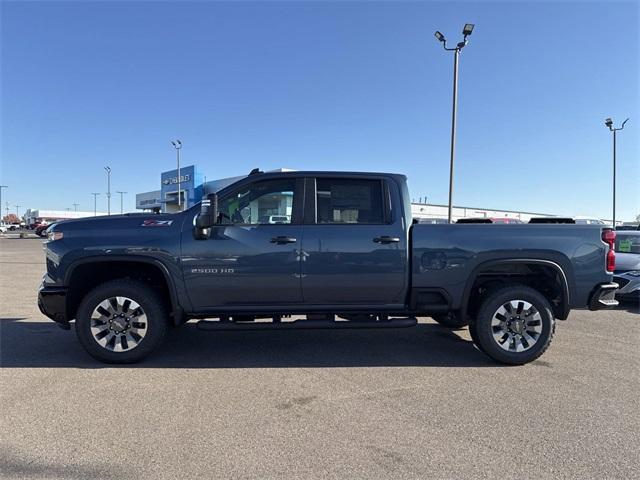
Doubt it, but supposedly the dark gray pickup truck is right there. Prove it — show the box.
[38,170,618,364]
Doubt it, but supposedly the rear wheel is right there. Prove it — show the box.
[471,285,555,365]
[75,279,168,363]
[432,312,468,329]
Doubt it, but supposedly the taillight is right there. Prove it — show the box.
[602,228,616,272]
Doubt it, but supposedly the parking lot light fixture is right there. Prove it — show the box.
[434,23,475,223]
[171,140,182,211]
[604,117,629,227]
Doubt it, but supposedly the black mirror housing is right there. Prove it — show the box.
[195,193,218,229]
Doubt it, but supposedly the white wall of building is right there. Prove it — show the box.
[25,209,108,225]
[410,203,554,222]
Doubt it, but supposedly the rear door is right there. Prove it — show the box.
[300,176,407,306]
[181,176,304,310]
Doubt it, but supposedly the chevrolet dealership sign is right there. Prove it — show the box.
[162,174,191,186]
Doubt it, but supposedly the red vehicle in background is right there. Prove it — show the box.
[35,223,49,237]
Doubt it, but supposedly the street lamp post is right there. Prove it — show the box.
[116,191,127,214]
[604,117,629,227]
[434,23,475,223]
[104,166,112,215]
[91,193,100,216]
[171,140,182,211]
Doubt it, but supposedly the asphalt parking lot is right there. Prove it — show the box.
[1,237,638,479]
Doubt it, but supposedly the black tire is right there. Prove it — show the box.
[432,312,469,329]
[472,285,555,365]
[75,279,168,363]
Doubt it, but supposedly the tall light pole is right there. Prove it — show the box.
[116,191,127,214]
[434,23,475,223]
[171,140,182,211]
[91,193,100,216]
[104,166,111,215]
[0,186,7,221]
[604,117,629,227]
[73,203,79,212]
[15,204,21,219]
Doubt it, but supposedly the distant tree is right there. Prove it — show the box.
[636,213,640,223]
[2,213,19,224]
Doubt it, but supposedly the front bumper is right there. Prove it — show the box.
[588,282,619,310]
[38,284,69,328]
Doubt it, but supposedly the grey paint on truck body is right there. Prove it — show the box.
[39,171,614,325]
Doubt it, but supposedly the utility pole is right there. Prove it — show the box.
[15,204,21,219]
[73,203,79,212]
[604,117,629,227]
[104,166,112,215]
[116,191,127,214]
[434,23,475,223]
[171,140,182,211]
[0,186,7,221]
[91,193,100,216]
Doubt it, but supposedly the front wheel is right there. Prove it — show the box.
[471,285,555,365]
[75,279,168,363]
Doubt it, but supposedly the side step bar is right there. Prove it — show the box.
[196,317,418,331]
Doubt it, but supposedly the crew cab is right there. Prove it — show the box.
[38,171,618,364]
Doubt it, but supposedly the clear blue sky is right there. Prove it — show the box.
[2,0,638,220]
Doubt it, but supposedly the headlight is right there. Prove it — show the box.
[47,231,64,241]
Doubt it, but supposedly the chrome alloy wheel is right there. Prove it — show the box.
[491,300,543,353]
[90,297,148,352]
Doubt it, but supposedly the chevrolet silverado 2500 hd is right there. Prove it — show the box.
[38,171,618,364]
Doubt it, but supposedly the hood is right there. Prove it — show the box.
[50,212,188,234]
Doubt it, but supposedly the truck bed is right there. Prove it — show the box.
[411,223,610,312]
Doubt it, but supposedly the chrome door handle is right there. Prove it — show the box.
[373,236,400,244]
[270,236,297,244]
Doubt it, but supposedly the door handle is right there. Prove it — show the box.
[270,236,297,244]
[373,236,400,244]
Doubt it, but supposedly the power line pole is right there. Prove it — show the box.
[104,166,112,215]
[434,24,475,223]
[15,204,21,219]
[116,191,127,214]
[91,193,100,216]
[73,203,79,212]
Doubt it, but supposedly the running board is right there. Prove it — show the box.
[196,317,418,331]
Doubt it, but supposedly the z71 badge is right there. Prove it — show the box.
[141,219,173,227]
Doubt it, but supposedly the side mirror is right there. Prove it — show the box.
[194,193,218,239]
[196,193,218,229]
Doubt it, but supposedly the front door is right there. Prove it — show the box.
[181,177,304,310]
[300,176,408,306]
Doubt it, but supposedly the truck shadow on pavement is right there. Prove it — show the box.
[0,318,497,368]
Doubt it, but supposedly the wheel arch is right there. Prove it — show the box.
[64,256,184,324]
[462,259,571,321]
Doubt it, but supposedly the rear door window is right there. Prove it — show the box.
[316,178,384,224]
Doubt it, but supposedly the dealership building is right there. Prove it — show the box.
[136,164,556,222]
